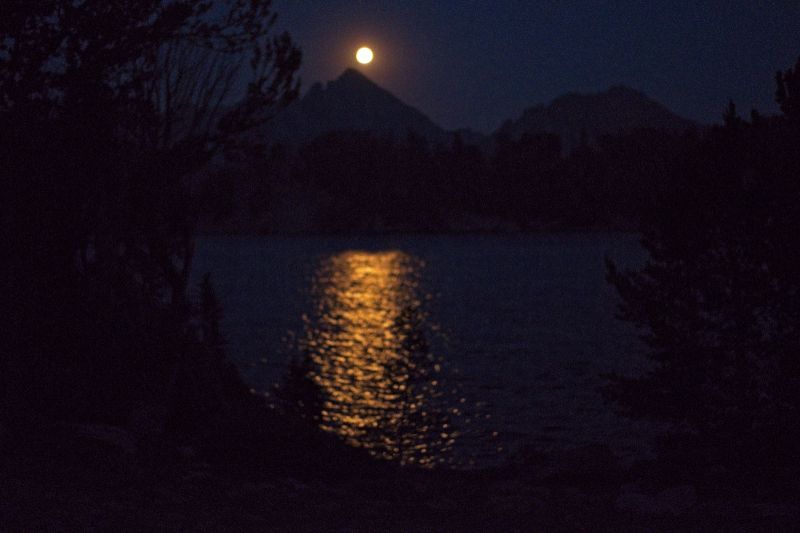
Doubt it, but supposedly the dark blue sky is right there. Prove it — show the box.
[271,1,800,133]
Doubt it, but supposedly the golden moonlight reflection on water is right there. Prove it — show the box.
[297,250,457,467]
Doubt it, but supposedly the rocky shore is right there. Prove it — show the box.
[3,419,798,531]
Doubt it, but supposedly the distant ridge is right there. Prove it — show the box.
[260,73,696,151]
[495,86,697,151]
[262,68,454,145]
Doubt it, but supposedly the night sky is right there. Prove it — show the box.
[271,0,800,132]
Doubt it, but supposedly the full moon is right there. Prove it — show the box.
[356,47,374,65]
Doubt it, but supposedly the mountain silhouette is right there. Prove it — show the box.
[495,86,697,152]
[261,73,696,152]
[262,68,455,146]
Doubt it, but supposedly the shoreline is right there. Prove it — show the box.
[4,417,796,531]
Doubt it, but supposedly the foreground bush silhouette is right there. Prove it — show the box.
[606,57,800,490]
[0,1,299,436]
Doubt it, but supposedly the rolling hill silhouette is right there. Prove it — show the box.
[495,86,696,152]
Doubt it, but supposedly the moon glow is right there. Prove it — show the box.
[356,47,374,65]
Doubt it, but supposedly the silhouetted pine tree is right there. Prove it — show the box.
[0,0,300,431]
[605,57,800,488]
[776,56,800,121]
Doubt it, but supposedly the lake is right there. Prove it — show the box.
[193,233,652,468]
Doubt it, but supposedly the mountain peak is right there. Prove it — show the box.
[337,67,369,81]
[497,85,695,151]
[331,68,378,90]
[261,69,451,145]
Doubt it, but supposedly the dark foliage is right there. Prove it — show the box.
[605,57,800,488]
[0,0,299,433]
[197,122,701,234]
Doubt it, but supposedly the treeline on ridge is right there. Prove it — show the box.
[197,124,703,234]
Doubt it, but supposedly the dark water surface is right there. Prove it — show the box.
[193,234,651,467]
